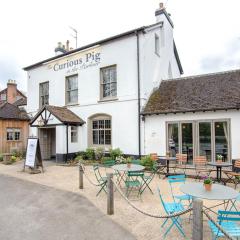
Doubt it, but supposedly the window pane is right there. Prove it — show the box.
[181,123,193,164]
[93,130,98,144]
[66,75,78,104]
[99,130,105,144]
[110,82,117,96]
[99,120,104,129]
[199,122,211,162]
[105,130,111,144]
[215,122,228,162]
[103,84,111,97]
[39,82,49,107]
[101,66,117,98]
[93,121,98,129]
[168,123,179,157]
[105,120,111,129]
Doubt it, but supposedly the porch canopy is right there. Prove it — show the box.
[30,105,85,127]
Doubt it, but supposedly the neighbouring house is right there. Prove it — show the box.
[0,80,30,154]
[142,69,240,164]
[24,3,183,161]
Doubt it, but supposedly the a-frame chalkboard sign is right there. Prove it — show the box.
[24,137,44,173]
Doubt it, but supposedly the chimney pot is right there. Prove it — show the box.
[159,2,164,9]
[66,40,70,51]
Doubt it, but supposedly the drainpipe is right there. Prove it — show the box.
[136,31,141,158]
[66,124,69,162]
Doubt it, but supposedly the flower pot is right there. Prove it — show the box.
[204,183,212,191]
[217,160,222,163]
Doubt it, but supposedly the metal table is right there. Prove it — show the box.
[207,162,232,183]
[180,182,238,213]
[112,164,145,185]
[158,156,176,176]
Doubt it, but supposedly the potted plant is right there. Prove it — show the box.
[126,157,132,168]
[216,154,223,163]
[203,176,213,191]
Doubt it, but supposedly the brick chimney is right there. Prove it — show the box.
[7,79,17,104]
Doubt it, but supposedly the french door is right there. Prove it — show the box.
[167,119,230,164]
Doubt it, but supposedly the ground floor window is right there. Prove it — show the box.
[167,119,230,164]
[89,114,111,147]
[7,128,21,141]
[71,126,78,143]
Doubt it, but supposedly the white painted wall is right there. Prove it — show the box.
[26,11,181,156]
[144,110,240,159]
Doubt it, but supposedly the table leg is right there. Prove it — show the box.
[219,167,222,183]
[167,160,169,174]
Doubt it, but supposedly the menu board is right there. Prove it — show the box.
[25,138,38,167]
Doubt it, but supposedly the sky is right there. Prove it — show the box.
[0,0,240,92]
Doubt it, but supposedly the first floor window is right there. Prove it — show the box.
[71,126,78,143]
[155,34,160,56]
[7,128,21,141]
[39,82,49,107]
[92,118,111,145]
[100,66,117,99]
[66,75,78,104]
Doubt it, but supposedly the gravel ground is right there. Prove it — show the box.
[0,160,238,240]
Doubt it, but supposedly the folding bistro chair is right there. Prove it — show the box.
[139,163,156,195]
[93,165,107,196]
[131,159,141,165]
[168,175,192,207]
[208,210,240,239]
[125,171,143,198]
[173,154,187,174]
[224,159,240,189]
[157,187,186,238]
[194,156,212,181]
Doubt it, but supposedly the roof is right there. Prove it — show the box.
[23,14,183,74]
[30,105,85,126]
[13,98,27,107]
[142,69,240,115]
[0,102,30,120]
[0,88,26,99]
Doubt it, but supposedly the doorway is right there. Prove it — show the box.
[38,128,56,160]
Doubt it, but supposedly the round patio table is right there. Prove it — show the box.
[180,182,238,201]
[207,162,232,183]
[158,156,176,176]
[112,164,145,186]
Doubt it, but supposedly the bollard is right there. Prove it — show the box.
[107,173,114,215]
[79,164,84,189]
[192,198,203,240]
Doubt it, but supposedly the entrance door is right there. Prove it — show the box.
[181,123,193,164]
[38,128,56,160]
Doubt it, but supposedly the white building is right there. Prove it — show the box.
[142,70,240,164]
[24,4,183,161]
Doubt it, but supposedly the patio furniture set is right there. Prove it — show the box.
[90,155,240,239]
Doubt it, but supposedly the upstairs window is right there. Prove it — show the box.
[39,82,49,107]
[155,34,160,56]
[100,66,117,100]
[7,128,21,141]
[66,75,78,104]
[0,93,6,101]
[71,126,78,143]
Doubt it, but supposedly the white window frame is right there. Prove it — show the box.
[39,81,49,108]
[66,75,78,105]
[6,128,21,141]
[70,126,78,143]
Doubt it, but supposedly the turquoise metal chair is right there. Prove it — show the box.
[208,210,240,239]
[157,187,186,238]
[93,165,107,196]
[125,171,143,197]
[168,175,192,206]
[131,159,141,165]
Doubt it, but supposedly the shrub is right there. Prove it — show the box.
[11,156,17,162]
[109,148,123,160]
[85,148,95,160]
[95,147,104,161]
[76,151,88,160]
[140,155,154,170]
[0,154,3,162]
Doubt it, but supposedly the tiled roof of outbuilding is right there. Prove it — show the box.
[13,98,27,106]
[0,102,30,120]
[142,69,240,115]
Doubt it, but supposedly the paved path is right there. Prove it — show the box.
[0,174,135,240]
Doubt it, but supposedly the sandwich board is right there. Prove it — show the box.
[24,137,44,173]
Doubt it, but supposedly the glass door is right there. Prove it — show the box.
[167,123,179,157]
[214,121,229,162]
[198,122,212,162]
[181,123,193,164]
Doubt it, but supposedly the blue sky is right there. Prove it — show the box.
[0,0,240,92]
